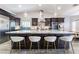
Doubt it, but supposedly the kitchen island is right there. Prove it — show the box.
[5,30,74,49]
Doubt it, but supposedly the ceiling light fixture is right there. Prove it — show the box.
[57,6,61,10]
[38,4,42,7]
[18,5,22,8]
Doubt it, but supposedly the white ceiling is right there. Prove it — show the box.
[0,4,78,17]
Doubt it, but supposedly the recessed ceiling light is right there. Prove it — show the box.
[18,5,22,8]
[38,4,42,7]
[57,6,61,10]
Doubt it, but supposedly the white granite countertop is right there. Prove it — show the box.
[5,30,74,34]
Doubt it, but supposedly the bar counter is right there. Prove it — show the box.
[5,30,74,49]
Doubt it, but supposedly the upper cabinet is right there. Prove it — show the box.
[45,18,64,30]
[32,18,38,26]
[32,18,64,26]
[57,18,64,23]
[45,18,52,26]
[52,18,64,23]
[45,18,64,25]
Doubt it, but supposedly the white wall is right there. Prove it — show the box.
[75,21,79,32]
[64,15,79,32]
[0,15,9,30]
[72,20,79,32]
[64,16,72,31]
[70,15,79,32]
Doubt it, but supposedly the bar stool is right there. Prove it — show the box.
[10,36,25,53]
[44,36,56,50]
[59,36,74,53]
[29,36,41,50]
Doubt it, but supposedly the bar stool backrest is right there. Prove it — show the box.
[60,36,74,42]
[44,36,56,42]
[11,36,24,42]
[29,36,41,42]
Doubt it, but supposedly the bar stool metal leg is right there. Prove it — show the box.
[44,41,46,48]
[64,41,67,53]
[16,42,18,52]
[54,42,56,49]
[47,42,49,52]
[24,39,26,48]
[38,42,40,53]
[70,42,74,54]
[38,42,39,50]
[19,42,21,53]
[10,40,13,54]
[30,42,32,50]
[58,39,60,48]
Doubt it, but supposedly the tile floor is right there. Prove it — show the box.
[0,39,79,54]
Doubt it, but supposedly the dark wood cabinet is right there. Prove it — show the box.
[52,18,64,22]
[31,17,64,30]
[15,18,20,25]
[32,18,38,26]
[45,18,64,29]
[45,18,52,26]
[57,18,64,23]
[52,18,58,22]
[51,18,64,29]
[45,18,64,25]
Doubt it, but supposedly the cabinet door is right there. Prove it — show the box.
[52,18,58,22]
[32,18,38,26]
[57,18,64,23]
[45,18,51,26]
[15,18,20,25]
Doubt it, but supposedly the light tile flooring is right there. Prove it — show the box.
[0,40,79,54]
